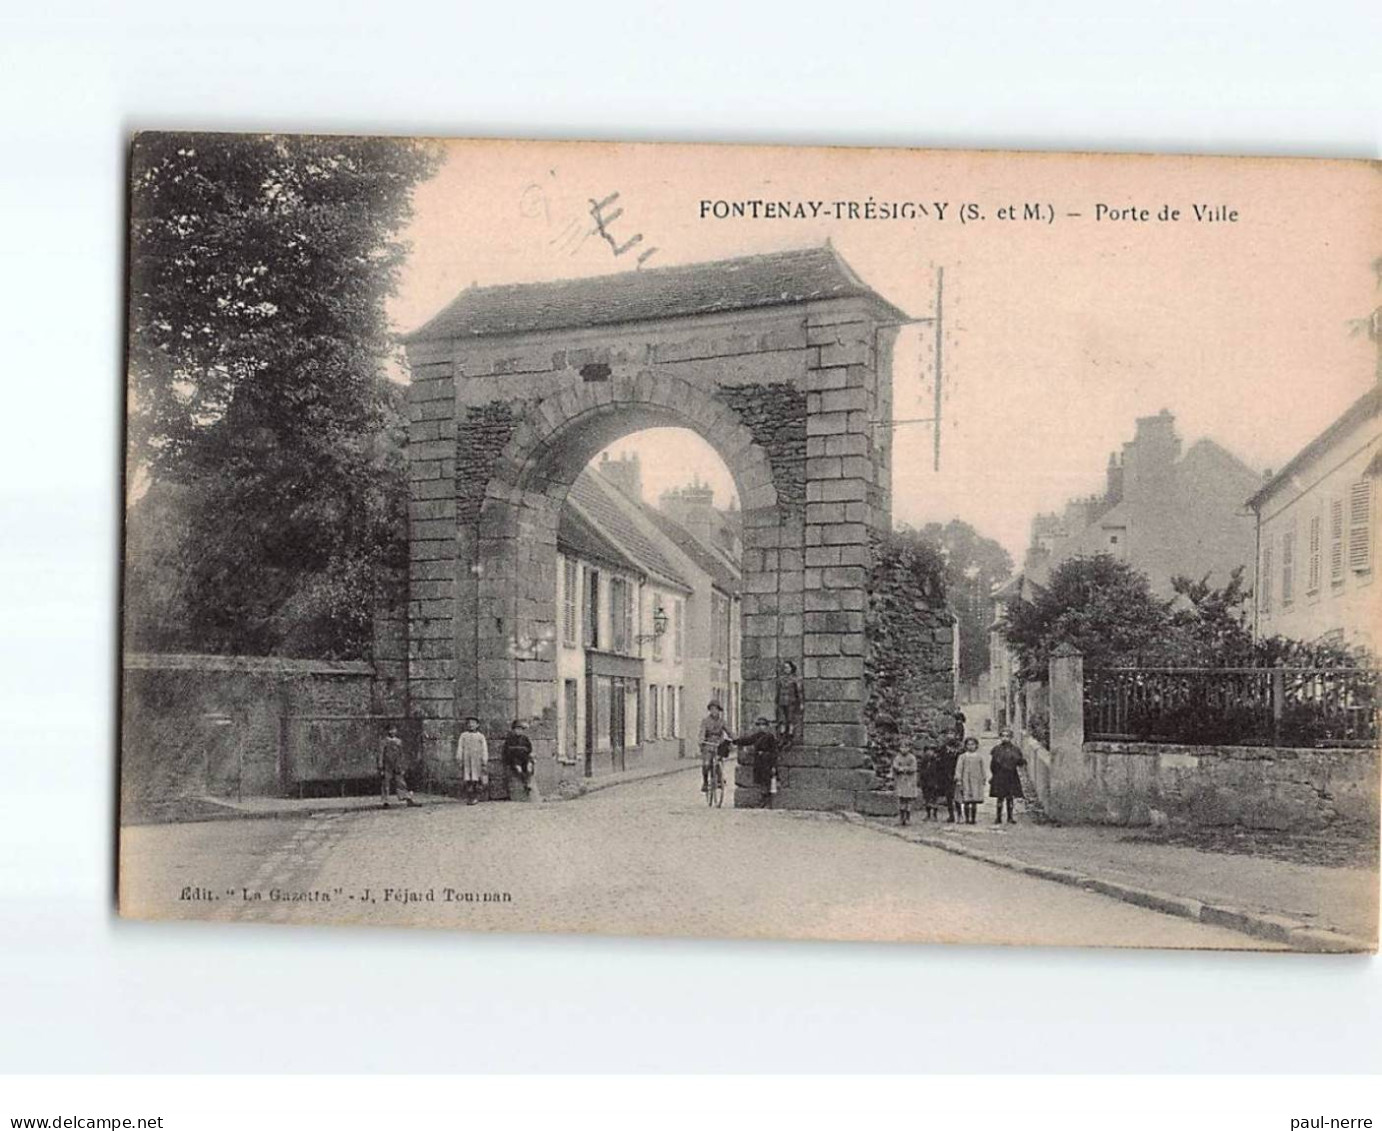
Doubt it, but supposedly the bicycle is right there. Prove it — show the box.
[705,750,728,808]
[702,746,735,807]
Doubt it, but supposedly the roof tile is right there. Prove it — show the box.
[403,245,905,342]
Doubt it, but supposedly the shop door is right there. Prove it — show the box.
[610,679,627,773]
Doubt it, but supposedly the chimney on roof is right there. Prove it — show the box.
[660,479,718,547]
[1105,450,1124,505]
[597,451,643,501]
[1124,409,1181,500]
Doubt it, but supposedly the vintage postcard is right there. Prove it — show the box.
[119,134,1380,950]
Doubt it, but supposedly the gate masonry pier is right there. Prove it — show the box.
[401,246,915,811]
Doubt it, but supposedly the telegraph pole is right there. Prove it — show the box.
[933,265,944,473]
[875,265,947,469]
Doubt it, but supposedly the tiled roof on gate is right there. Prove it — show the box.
[402,245,909,342]
[567,472,692,593]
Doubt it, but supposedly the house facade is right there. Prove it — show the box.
[988,573,1024,732]
[554,465,743,779]
[1247,384,1381,655]
[599,454,744,732]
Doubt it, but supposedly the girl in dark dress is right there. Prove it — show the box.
[918,745,944,820]
[988,727,1026,824]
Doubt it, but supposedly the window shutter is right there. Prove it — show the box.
[1348,480,1373,572]
[1330,498,1345,582]
[1281,528,1295,604]
[1307,514,1322,592]
[563,560,578,645]
[1260,540,1273,615]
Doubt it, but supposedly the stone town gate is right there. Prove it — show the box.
[401,246,909,811]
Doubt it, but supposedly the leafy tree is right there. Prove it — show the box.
[917,519,1013,690]
[1000,554,1171,680]
[1153,567,1368,669]
[1155,567,1257,666]
[124,133,440,657]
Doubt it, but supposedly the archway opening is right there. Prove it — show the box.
[470,395,786,806]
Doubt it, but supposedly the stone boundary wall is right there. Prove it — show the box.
[1059,740,1380,830]
[121,653,381,808]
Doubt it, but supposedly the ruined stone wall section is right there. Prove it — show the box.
[714,384,807,511]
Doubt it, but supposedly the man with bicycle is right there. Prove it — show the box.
[698,700,729,794]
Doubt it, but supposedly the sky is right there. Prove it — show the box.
[387,141,1379,561]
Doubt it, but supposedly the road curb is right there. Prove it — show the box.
[122,794,465,826]
[126,763,700,824]
[572,761,700,797]
[840,812,1374,954]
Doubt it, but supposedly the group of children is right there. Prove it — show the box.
[890,717,1027,828]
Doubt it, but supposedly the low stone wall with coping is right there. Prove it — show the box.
[1054,740,1379,830]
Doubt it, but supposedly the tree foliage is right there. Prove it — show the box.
[917,519,1013,689]
[1000,555,1170,680]
[1156,567,1257,665]
[124,133,440,658]
[999,558,1370,682]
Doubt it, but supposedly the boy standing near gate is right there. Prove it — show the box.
[379,725,418,808]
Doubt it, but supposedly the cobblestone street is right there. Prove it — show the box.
[120,768,1273,949]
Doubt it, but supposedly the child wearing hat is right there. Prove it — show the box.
[503,718,539,803]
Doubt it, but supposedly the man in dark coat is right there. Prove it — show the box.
[733,716,780,807]
[988,727,1026,824]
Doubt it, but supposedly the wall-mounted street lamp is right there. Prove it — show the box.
[637,605,669,643]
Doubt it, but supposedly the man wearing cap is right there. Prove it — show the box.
[455,715,489,805]
[698,700,729,795]
[732,715,781,807]
[502,718,539,803]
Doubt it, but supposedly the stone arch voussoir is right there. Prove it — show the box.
[491,377,780,510]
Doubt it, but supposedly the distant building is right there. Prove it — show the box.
[1247,384,1380,655]
[992,410,1263,735]
[988,573,1025,732]
[641,497,743,733]
[1024,409,1262,597]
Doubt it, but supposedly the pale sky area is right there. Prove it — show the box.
[388,141,1379,561]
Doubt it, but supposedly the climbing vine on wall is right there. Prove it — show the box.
[865,531,957,778]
